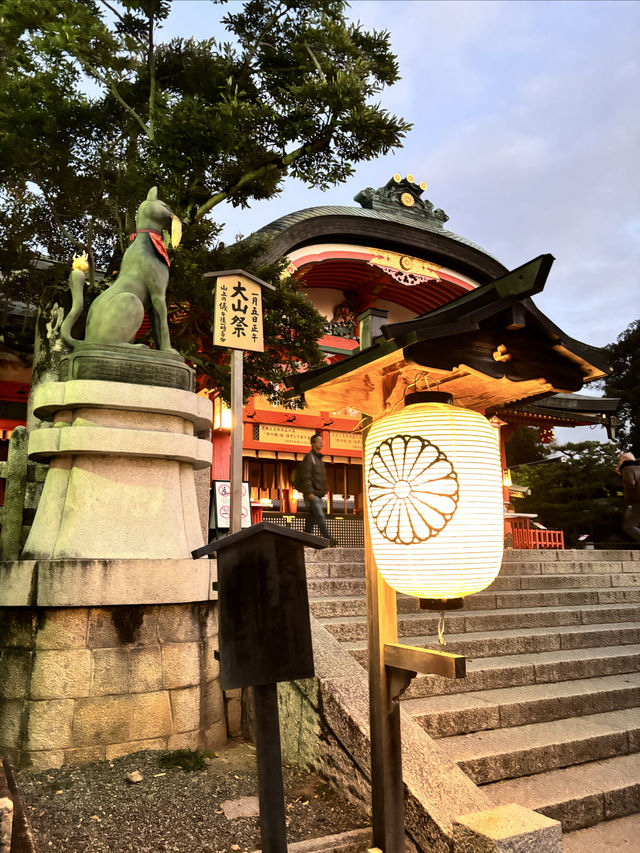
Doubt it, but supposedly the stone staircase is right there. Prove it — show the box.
[304,547,640,843]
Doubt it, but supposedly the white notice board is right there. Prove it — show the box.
[211,481,251,529]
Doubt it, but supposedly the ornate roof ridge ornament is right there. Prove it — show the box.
[354,174,449,225]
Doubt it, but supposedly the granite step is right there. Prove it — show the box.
[485,753,640,832]
[304,561,364,579]
[310,596,367,618]
[503,549,639,563]
[307,578,366,597]
[500,558,639,577]
[402,673,640,738]
[302,547,640,837]
[319,603,640,643]
[436,708,640,785]
[309,588,640,618]
[513,573,639,590]
[304,548,364,564]
[489,574,614,591]
[344,622,640,665]
[402,645,640,699]
[307,569,639,598]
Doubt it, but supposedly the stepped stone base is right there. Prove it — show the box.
[22,379,212,560]
[59,344,195,392]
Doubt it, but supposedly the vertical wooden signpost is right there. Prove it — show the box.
[206,269,275,532]
[193,523,328,853]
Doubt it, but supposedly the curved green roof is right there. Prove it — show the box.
[255,202,501,263]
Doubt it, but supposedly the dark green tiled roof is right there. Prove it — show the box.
[254,203,502,263]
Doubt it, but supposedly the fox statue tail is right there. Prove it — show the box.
[60,254,89,347]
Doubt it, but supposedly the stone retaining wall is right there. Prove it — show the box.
[0,601,225,770]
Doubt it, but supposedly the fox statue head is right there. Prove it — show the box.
[136,186,183,247]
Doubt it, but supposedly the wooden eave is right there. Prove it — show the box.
[285,255,611,418]
[492,393,622,428]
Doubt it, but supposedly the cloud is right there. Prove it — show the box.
[162,1,640,348]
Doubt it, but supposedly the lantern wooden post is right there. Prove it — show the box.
[363,396,486,853]
[363,416,404,850]
[363,437,466,851]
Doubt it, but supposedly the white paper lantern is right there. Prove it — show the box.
[364,392,504,607]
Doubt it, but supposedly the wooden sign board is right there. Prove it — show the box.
[213,273,264,352]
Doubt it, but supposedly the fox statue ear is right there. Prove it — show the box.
[147,186,158,201]
[171,216,182,247]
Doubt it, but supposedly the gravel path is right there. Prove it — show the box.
[17,741,369,853]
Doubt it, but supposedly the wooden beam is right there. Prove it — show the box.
[384,643,466,679]
[502,304,527,330]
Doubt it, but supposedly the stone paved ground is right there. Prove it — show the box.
[562,813,640,852]
[17,741,369,852]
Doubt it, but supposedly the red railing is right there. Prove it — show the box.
[511,518,564,550]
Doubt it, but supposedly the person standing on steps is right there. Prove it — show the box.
[299,433,336,545]
[617,451,640,542]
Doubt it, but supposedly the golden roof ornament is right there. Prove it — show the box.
[354,175,449,224]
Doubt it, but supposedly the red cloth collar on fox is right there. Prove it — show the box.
[129,228,170,267]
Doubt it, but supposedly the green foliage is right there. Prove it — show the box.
[159,747,213,772]
[516,441,623,545]
[601,320,640,453]
[0,0,410,400]
[505,425,549,468]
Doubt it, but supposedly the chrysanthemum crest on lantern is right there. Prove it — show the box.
[368,434,459,545]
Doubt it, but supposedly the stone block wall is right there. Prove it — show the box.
[0,602,226,770]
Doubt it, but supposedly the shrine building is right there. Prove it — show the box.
[204,175,619,543]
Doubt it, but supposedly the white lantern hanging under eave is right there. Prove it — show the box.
[364,391,504,609]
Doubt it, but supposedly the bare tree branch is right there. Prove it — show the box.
[304,42,327,81]
[74,53,151,139]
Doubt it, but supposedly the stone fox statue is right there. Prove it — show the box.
[61,187,183,353]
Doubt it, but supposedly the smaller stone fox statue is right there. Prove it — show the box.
[61,187,183,353]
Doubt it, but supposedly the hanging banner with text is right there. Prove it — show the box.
[258,424,316,447]
[328,431,362,453]
[213,273,264,352]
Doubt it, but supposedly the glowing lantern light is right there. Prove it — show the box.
[364,392,503,608]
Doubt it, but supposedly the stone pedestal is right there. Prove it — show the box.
[0,374,225,770]
[22,379,212,559]
[59,344,195,392]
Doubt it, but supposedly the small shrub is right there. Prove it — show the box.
[159,748,213,772]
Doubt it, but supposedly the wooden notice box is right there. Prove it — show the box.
[196,522,328,690]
